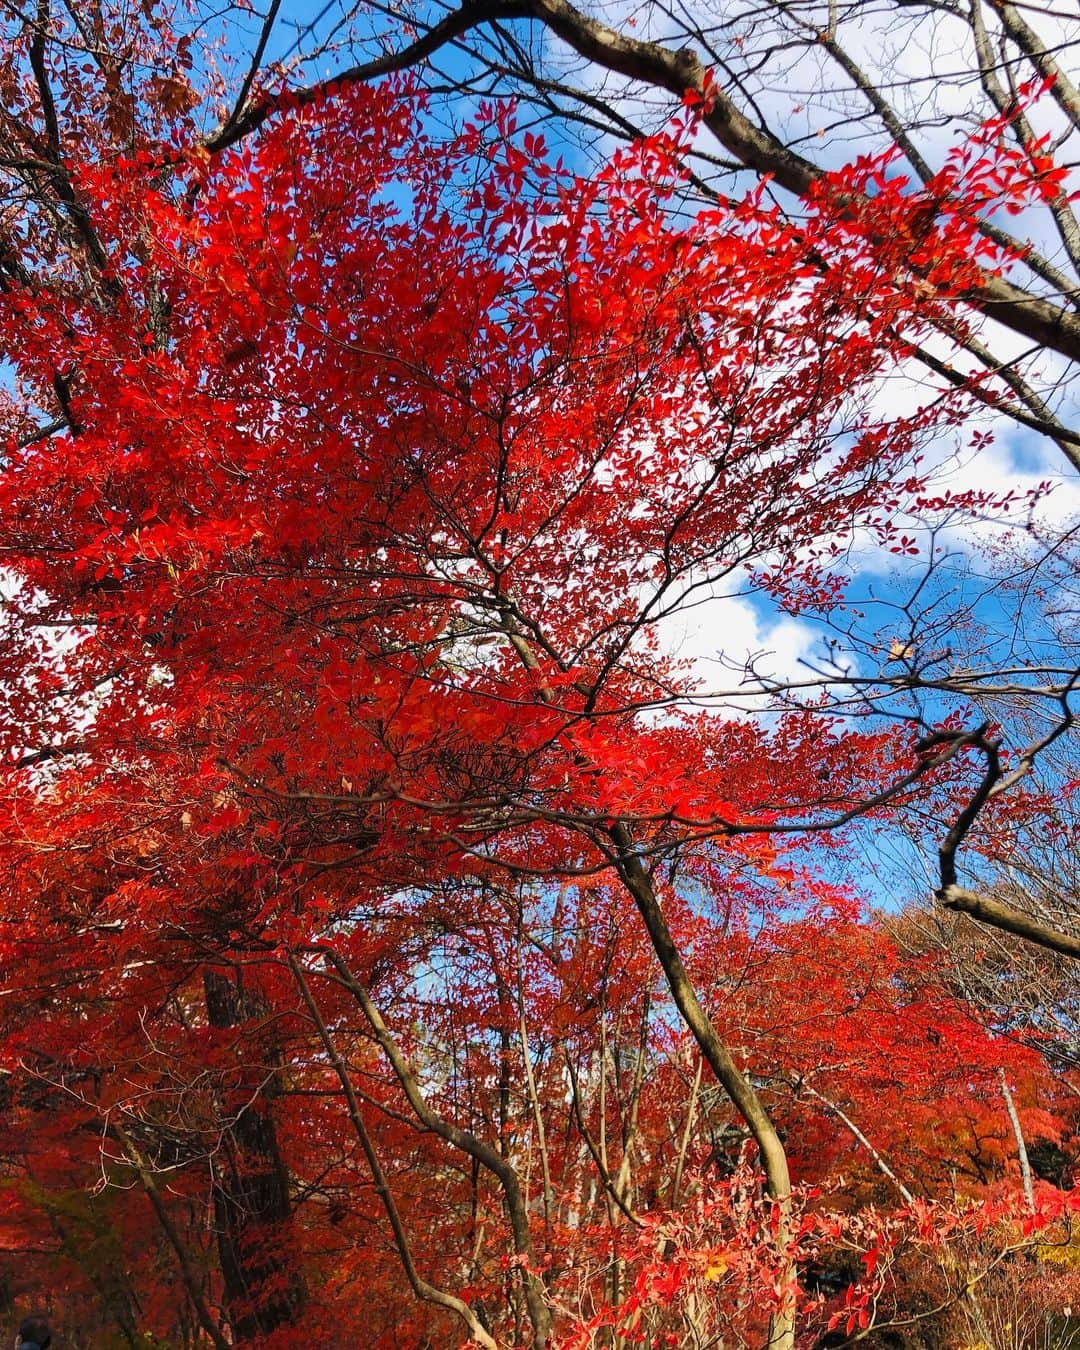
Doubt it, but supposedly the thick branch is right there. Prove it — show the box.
[992,0,1080,132]
[494,609,794,1343]
[205,0,531,153]
[27,0,60,157]
[970,0,1080,276]
[940,886,1080,960]
[203,0,1080,370]
[609,827,795,1348]
[223,0,284,140]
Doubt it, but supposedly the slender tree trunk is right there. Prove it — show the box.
[613,990,651,1207]
[519,1007,555,1227]
[112,1122,231,1350]
[999,1067,1035,1214]
[503,630,795,1346]
[670,1053,703,1208]
[513,934,555,1230]
[609,826,796,1350]
[804,1086,914,1204]
[325,950,553,1349]
[288,954,498,1349]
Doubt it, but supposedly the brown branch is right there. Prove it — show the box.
[13,415,68,448]
[200,0,1080,370]
[970,0,1080,275]
[607,823,791,1205]
[286,953,498,1350]
[991,0,1080,132]
[111,1121,231,1350]
[319,949,552,1349]
[669,1051,702,1208]
[528,0,1080,365]
[935,683,1080,958]
[564,1050,643,1227]
[495,604,795,1344]
[205,0,532,153]
[940,886,1080,959]
[27,0,60,157]
[224,0,284,138]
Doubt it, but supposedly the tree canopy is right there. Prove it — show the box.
[0,3,1077,1347]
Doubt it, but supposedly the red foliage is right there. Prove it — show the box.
[0,34,1070,1350]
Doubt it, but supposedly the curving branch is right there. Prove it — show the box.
[318,949,553,1350]
[287,953,499,1350]
[205,0,532,154]
[937,688,1080,960]
[200,0,1080,372]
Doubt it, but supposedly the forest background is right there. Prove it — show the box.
[0,0,1078,1346]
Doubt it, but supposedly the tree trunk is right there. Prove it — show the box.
[203,967,306,1341]
[609,826,796,1350]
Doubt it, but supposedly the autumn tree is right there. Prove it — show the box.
[210,0,1080,458]
[0,3,1076,1348]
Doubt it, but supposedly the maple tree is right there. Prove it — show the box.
[209,0,1080,462]
[0,3,1077,1348]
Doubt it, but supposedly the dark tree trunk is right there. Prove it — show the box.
[204,967,306,1341]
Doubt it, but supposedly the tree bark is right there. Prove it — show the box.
[608,825,795,1350]
[287,953,499,1350]
[940,886,1080,961]
[998,1068,1035,1214]
[203,967,306,1341]
[206,0,1080,375]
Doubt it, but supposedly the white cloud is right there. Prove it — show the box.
[649,587,821,711]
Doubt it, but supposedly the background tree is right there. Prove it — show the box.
[0,4,1076,1348]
